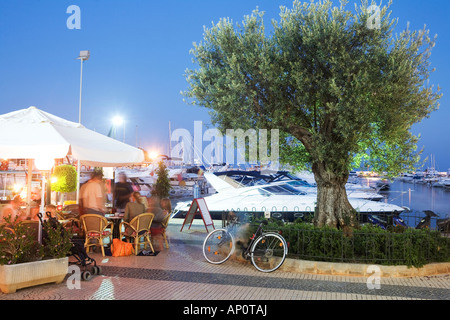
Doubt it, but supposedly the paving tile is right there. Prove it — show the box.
[0,219,448,300]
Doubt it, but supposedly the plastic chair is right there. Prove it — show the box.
[80,214,113,257]
[119,213,155,255]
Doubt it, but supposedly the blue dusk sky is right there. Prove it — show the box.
[0,0,448,170]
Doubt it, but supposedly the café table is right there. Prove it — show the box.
[106,215,123,239]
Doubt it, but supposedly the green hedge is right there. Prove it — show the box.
[249,220,450,268]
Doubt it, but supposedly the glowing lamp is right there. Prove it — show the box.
[35,157,55,171]
[13,184,23,193]
[149,151,159,160]
[112,116,124,126]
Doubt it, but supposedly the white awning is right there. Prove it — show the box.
[0,106,145,167]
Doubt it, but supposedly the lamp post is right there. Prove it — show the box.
[77,50,90,124]
[34,157,55,244]
[76,50,90,205]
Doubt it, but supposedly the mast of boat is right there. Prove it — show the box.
[168,121,172,159]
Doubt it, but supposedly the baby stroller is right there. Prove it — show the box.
[37,212,102,281]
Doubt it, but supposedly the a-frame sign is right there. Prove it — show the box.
[180,198,215,233]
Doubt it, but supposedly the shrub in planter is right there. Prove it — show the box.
[42,219,73,259]
[0,218,44,265]
[51,165,77,193]
[0,217,73,293]
[0,217,73,265]
[151,161,172,199]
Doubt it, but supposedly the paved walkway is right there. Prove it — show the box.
[0,219,449,300]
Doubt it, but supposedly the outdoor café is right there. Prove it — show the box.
[0,107,170,293]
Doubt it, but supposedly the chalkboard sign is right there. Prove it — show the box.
[180,198,215,233]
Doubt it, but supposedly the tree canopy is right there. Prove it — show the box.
[183,0,442,227]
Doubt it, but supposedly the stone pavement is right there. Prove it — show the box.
[0,218,448,301]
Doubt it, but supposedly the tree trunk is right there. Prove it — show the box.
[312,162,356,229]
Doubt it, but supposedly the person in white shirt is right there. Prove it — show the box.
[80,171,106,216]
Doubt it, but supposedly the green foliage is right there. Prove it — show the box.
[0,217,44,265]
[0,217,73,265]
[42,221,73,259]
[151,161,172,198]
[184,0,441,176]
[248,220,450,268]
[183,0,442,226]
[51,165,77,193]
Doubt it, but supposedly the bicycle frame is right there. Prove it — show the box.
[242,222,267,259]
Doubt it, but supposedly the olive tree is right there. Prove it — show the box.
[183,0,441,228]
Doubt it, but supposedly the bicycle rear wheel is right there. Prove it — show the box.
[250,232,287,273]
[202,229,235,264]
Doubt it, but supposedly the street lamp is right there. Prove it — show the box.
[113,116,123,127]
[111,116,125,142]
[76,50,90,205]
[77,50,90,124]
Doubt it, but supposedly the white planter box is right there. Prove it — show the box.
[0,257,68,294]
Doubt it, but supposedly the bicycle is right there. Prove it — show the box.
[202,218,288,273]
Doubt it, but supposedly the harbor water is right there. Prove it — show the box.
[362,177,450,222]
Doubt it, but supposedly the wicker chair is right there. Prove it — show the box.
[80,214,113,257]
[151,213,171,249]
[119,213,155,255]
[61,218,83,237]
[160,213,171,249]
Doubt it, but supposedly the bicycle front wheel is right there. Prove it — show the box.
[202,229,235,264]
[250,232,287,273]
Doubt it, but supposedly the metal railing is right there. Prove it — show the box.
[277,226,450,266]
[221,211,450,267]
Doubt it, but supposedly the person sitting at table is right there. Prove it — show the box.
[123,192,146,223]
[114,172,134,213]
[146,195,166,228]
[160,198,172,215]
[150,197,172,251]
[44,204,58,220]
[28,201,40,221]
[0,195,25,224]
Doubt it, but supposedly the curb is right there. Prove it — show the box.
[280,258,450,278]
[232,251,450,278]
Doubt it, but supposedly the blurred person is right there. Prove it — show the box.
[160,198,172,216]
[29,201,41,221]
[151,197,172,251]
[146,195,166,228]
[44,204,58,220]
[1,195,25,224]
[123,192,146,223]
[113,172,134,212]
[80,171,106,216]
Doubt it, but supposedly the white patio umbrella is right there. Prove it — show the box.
[0,106,144,166]
[0,106,145,211]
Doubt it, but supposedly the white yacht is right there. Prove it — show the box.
[432,177,450,188]
[217,170,383,201]
[172,172,406,222]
